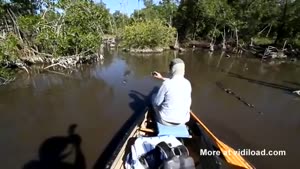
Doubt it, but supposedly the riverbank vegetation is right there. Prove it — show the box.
[121,19,176,51]
[0,0,109,81]
[1,0,300,84]
[134,0,300,58]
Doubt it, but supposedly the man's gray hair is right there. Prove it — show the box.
[169,58,185,77]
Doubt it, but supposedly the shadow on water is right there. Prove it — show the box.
[228,72,298,93]
[128,87,159,110]
[23,124,86,169]
[283,81,300,87]
[93,87,159,169]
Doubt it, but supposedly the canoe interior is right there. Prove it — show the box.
[104,108,238,169]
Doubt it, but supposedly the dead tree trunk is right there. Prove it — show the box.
[174,32,179,49]
[235,27,239,49]
[266,24,272,37]
[250,38,254,47]
[222,26,226,50]
[210,23,218,52]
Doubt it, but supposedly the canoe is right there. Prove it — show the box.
[93,107,254,169]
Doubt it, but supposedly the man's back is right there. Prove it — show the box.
[159,75,192,124]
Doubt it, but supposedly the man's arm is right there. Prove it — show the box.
[156,77,168,81]
[152,71,168,81]
[153,83,167,107]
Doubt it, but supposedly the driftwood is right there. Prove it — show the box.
[14,47,104,70]
[247,44,300,60]
[124,48,164,53]
[293,90,300,96]
[216,82,263,115]
[43,54,104,70]
[1,60,29,73]
[0,76,15,86]
[0,50,104,85]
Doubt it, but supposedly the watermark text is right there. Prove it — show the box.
[200,149,286,156]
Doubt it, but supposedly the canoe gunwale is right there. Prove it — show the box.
[93,108,148,169]
[184,119,223,169]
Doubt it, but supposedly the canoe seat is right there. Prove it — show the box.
[156,122,191,138]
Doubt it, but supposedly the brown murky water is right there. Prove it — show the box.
[0,49,299,169]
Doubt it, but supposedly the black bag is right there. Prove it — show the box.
[139,142,196,169]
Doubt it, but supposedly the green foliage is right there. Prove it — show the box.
[112,10,130,37]
[175,0,234,40]
[132,5,160,22]
[0,33,20,61]
[121,19,176,49]
[1,0,111,59]
[0,67,14,79]
[294,39,300,48]
[173,0,300,45]
[292,34,300,48]
[113,10,129,29]
[253,37,274,46]
[132,0,177,25]
[18,15,41,33]
[155,0,178,25]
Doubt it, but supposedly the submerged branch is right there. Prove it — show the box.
[216,82,263,115]
[16,63,29,74]
[45,70,74,78]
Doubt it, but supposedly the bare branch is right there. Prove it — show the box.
[30,48,53,58]
[44,62,65,70]
[7,9,22,42]
[257,24,270,36]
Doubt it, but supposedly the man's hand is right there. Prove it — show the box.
[152,71,168,81]
[152,71,163,79]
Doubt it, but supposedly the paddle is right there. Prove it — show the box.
[190,112,255,169]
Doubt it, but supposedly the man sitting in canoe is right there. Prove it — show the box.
[151,58,192,126]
